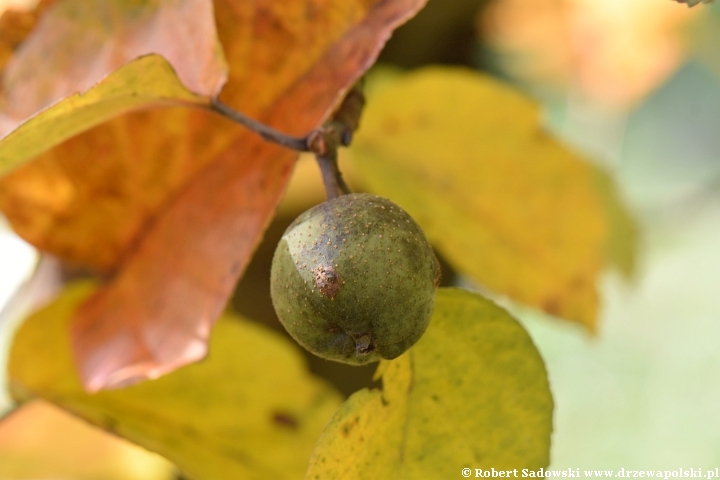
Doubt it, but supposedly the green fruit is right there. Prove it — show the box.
[270,193,440,365]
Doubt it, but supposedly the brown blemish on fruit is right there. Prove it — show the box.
[313,265,344,299]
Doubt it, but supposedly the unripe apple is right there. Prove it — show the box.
[270,193,440,364]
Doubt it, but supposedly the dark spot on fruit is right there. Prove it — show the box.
[313,265,343,299]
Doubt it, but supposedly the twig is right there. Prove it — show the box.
[209,98,309,152]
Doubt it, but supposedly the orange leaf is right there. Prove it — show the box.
[0,0,228,267]
[480,0,697,107]
[0,0,227,135]
[71,136,297,390]
[0,0,427,392]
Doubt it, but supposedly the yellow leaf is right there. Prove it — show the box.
[307,288,553,478]
[350,66,630,329]
[0,400,174,480]
[0,54,211,178]
[8,282,344,480]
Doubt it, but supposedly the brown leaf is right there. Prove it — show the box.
[1,0,427,391]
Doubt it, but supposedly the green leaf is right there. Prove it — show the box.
[307,287,553,478]
[7,282,344,480]
[0,54,212,178]
[350,66,636,330]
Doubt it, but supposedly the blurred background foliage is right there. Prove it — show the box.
[1,0,720,477]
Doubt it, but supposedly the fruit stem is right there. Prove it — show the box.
[313,135,351,199]
[307,82,365,200]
